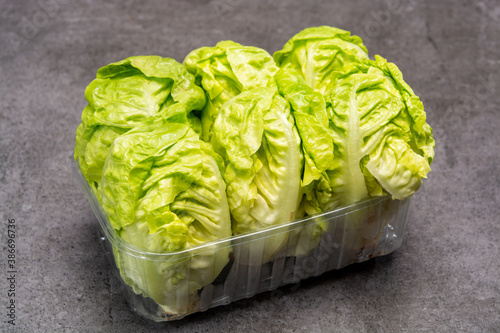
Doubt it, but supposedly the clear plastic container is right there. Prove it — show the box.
[71,159,411,322]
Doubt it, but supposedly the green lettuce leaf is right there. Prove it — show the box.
[74,56,205,195]
[212,87,302,262]
[274,64,336,215]
[273,26,369,94]
[274,27,434,256]
[183,41,278,143]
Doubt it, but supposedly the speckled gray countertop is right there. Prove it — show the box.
[1,0,499,332]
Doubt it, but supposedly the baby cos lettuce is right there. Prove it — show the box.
[75,56,232,315]
[273,26,435,254]
[74,26,435,316]
[101,113,232,315]
[184,43,302,261]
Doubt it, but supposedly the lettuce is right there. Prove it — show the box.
[274,27,434,210]
[100,113,232,315]
[73,56,233,315]
[274,64,336,216]
[273,27,434,255]
[184,43,303,262]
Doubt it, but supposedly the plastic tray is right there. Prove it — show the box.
[71,158,410,322]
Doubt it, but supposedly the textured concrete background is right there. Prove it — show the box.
[1,0,499,332]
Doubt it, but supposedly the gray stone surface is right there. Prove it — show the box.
[1,0,499,332]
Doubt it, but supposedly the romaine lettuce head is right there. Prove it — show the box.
[74,56,205,195]
[183,41,278,143]
[212,87,302,263]
[275,27,434,208]
[100,114,232,315]
[273,26,369,94]
[274,27,434,256]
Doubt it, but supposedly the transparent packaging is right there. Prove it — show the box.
[72,159,410,322]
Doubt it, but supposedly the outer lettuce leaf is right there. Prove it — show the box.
[373,56,435,164]
[274,64,336,215]
[272,63,339,257]
[213,88,302,262]
[183,41,278,143]
[323,56,434,208]
[273,26,369,94]
[101,114,232,315]
[74,56,205,194]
